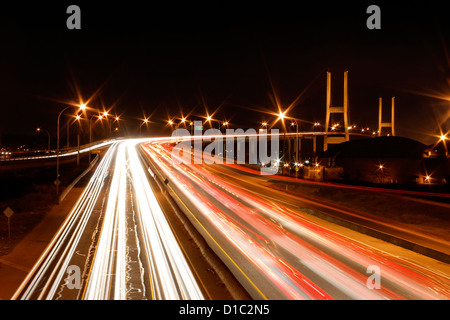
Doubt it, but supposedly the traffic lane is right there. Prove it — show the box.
[144,142,365,299]
[13,143,119,300]
[143,142,333,299]
[142,141,450,299]
[82,141,204,300]
[196,163,450,299]
[14,140,205,300]
[127,142,204,300]
[138,147,252,300]
[203,163,450,259]
[165,162,411,299]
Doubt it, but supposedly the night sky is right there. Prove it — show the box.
[0,1,449,147]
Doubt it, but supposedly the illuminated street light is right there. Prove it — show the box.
[440,135,447,141]
[140,118,150,137]
[379,164,384,183]
[36,127,51,152]
[56,104,86,196]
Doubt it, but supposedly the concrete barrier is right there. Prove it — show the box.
[58,154,99,204]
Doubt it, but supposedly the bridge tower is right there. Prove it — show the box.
[378,97,395,136]
[324,71,349,151]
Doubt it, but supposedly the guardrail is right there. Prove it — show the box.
[0,139,118,162]
[58,154,99,204]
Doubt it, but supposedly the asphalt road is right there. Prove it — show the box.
[12,140,206,300]
[12,136,450,300]
[142,138,450,300]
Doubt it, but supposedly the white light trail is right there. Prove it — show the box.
[127,141,203,300]
[14,140,204,300]
[82,140,203,300]
[12,143,119,300]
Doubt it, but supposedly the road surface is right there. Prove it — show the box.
[13,140,205,300]
[12,136,450,300]
[141,138,450,300]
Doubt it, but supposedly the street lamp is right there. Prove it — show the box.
[205,115,220,130]
[290,119,299,164]
[221,121,229,133]
[87,113,104,163]
[140,118,149,137]
[56,104,85,196]
[36,127,51,152]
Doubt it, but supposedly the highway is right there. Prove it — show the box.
[141,137,450,300]
[12,140,204,300]
[11,136,450,300]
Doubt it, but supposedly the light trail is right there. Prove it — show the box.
[141,138,450,300]
[12,134,450,300]
[0,140,116,162]
[127,142,203,299]
[13,140,204,300]
[12,143,119,300]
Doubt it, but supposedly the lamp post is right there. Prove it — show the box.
[221,121,229,133]
[277,111,288,166]
[36,127,51,152]
[113,116,120,136]
[290,119,299,165]
[102,111,112,136]
[89,113,104,163]
[205,115,221,130]
[56,104,86,196]
[140,118,149,137]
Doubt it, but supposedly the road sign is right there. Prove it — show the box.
[295,166,299,172]
[54,179,60,186]
[3,207,14,240]
[3,207,14,218]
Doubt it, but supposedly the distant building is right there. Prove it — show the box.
[317,136,449,185]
